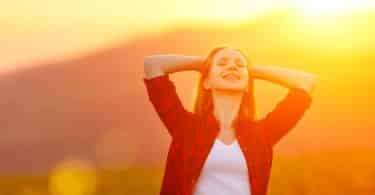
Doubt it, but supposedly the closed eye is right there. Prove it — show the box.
[217,59,245,67]
[235,59,245,67]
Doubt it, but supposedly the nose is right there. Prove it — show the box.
[226,63,238,71]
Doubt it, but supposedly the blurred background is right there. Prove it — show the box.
[0,0,374,194]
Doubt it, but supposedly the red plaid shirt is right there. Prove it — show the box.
[143,74,312,195]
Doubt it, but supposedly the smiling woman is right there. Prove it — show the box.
[143,46,315,195]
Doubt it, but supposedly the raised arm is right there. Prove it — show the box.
[250,64,316,95]
[143,54,205,141]
[251,64,317,147]
[144,54,205,79]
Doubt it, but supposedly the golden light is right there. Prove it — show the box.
[296,0,369,17]
[49,158,98,195]
[283,0,374,56]
[202,0,268,21]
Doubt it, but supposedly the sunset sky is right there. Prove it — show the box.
[1,0,375,175]
[1,0,374,72]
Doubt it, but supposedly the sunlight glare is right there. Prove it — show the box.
[296,0,368,17]
[196,0,282,22]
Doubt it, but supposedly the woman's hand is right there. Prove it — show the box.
[249,64,316,95]
[144,55,206,79]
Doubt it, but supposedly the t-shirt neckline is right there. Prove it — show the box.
[215,138,238,147]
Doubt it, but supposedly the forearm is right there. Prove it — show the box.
[144,54,205,79]
[250,64,316,94]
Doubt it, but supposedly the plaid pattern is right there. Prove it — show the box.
[143,74,312,195]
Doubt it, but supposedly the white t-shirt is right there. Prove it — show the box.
[192,138,252,195]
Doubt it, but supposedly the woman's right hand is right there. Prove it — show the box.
[144,54,206,78]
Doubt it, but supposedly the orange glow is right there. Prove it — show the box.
[49,158,97,195]
[0,0,374,71]
[295,0,373,17]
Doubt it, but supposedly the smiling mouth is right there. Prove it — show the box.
[222,73,240,80]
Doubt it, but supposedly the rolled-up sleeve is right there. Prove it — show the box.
[258,87,313,147]
[143,74,193,140]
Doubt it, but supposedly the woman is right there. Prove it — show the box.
[143,46,316,195]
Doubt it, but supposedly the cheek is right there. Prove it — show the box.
[210,69,223,81]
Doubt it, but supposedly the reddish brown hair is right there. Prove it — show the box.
[192,46,257,128]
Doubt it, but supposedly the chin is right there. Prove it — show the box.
[226,88,247,93]
[216,86,247,93]
[220,82,247,90]
[211,79,247,92]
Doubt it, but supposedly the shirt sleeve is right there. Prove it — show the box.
[257,87,313,147]
[143,74,194,141]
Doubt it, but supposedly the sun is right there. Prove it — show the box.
[188,0,284,23]
[296,0,367,17]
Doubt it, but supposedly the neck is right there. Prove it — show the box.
[211,89,243,130]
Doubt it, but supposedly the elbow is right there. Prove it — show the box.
[144,57,155,78]
[144,55,155,66]
[302,74,317,96]
[293,73,316,96]
[144,56,155,70]
[143,56,164,79]
[143,57,152,77]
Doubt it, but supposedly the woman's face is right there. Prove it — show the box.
[204,47,249,92]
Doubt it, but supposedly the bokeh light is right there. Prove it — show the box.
[49,158,97,195]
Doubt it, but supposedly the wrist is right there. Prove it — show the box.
[193,56,206,73]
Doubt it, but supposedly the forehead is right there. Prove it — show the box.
[214,48,246,62]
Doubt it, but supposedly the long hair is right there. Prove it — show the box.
[192,46,257,129]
